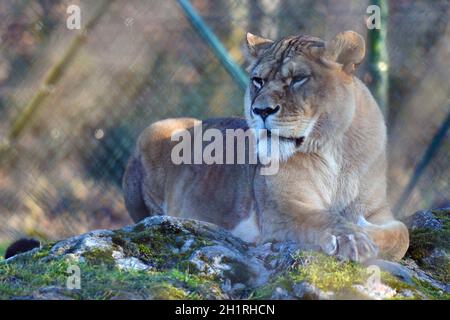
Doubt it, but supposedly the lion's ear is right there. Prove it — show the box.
[326,31,365,74]
[245,32,273,63]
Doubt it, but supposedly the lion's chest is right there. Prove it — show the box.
[281,151,360,211]
[319,155,362,213]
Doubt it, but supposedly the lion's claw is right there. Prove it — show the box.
[320,228,378,262]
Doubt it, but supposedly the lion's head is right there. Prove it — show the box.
[244,31,366,161]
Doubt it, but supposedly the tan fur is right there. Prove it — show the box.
[123,31,409,262]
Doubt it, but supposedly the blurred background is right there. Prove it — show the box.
[0,0,449,252]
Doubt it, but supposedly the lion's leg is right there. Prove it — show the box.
[360,209,409,261]
[260,203,379,262]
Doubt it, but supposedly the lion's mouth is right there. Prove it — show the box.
[267,130,305,148]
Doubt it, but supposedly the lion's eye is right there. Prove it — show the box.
[291,75,310,88]
[251,77,264,89]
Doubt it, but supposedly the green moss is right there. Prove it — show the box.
[251,252,368,299]
[146,282,188,299]
[0,242,8,260]
[251,251,442,300]
[433,209,450,221]
[290,251,366,292]
[250,273,295,299]
[0,256,72,299]
[111,226,212,272]
[82,248,115,267]
[148,269,224,299]
[32,242,54,259]
[0,249,226,300]
[411,277,450,300]
[136,243,153,259]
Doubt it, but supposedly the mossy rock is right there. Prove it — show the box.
[1,213,449,300]
[0,216,259,300]
[251,251,449,300]
[405,208,450,284]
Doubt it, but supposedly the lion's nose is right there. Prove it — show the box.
[252,105,280,120]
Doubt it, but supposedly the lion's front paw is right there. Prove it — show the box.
[320,228,379,262]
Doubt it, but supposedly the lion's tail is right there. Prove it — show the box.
[122,154,151,223]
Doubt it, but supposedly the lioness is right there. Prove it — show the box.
[123,31,409,262]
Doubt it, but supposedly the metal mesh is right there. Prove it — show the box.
[0,0,449,242]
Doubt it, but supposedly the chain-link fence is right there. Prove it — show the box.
[0,0,449,243]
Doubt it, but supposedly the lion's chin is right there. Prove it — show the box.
[278,135,305,148]
[256,133,304,163]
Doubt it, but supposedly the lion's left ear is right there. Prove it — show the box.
[326,31,365,74]
[245,33,273,64]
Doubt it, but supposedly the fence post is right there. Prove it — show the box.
[367,0,389,117]
[176,0,248,91]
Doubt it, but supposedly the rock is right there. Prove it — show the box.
[353,283,396,300]
[363,259,414,284]
[188,245,263,287]
[1,210,449,300]
[407,210,444,231]
[292,281,334,300]
[401,258,449,294]
[270,286,295,300]
[12,286,74,300]
[109,291,147,300]
[404,208,450,288]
